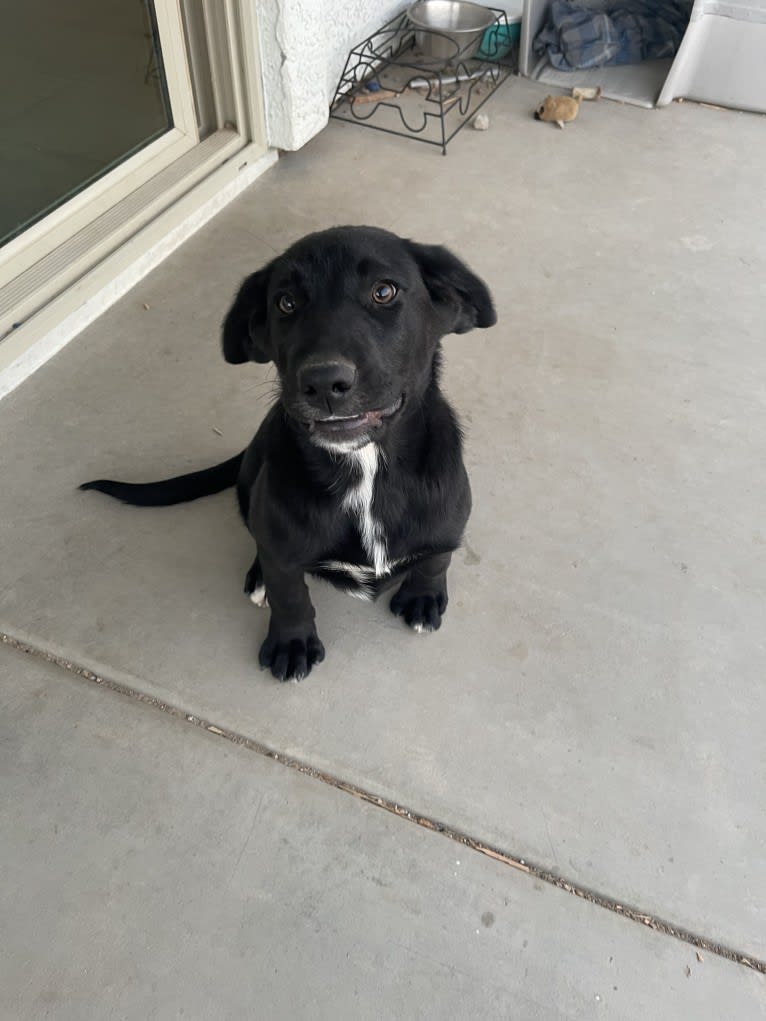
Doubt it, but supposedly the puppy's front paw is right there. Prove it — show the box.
[258,626,325,682]
[390,587,447,633]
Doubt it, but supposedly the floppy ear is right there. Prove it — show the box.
[406,241,497,335]
[221,262,275,364]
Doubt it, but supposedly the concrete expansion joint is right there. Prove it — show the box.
[2,628,764,977]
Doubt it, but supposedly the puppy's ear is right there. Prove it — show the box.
[222,262,275,364]
[407,241,497,335]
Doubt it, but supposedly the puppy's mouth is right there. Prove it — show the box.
[308,395,404,439]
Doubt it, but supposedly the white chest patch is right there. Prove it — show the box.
[341,443,389,576]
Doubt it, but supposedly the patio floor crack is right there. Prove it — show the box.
[3,629,764,976]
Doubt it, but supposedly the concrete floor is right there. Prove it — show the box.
[1,77,765,1016]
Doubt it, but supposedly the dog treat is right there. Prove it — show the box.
[352,88,400,104]
[572,86,601,102]
[473,113,490,131]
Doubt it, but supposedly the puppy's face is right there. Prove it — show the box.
[222,226,495,450]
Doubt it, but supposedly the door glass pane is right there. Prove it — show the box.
[0,1,173,247]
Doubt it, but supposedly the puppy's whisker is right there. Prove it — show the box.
[246,380,283,402]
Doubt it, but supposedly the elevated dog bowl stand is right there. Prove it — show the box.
[330,8,517,155]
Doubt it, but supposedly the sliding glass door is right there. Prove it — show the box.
[0,0,268,390]
[0,0,198,264]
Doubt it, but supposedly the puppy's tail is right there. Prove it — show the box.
[79,451,244,506]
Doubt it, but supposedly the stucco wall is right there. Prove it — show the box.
[256,0,406,151]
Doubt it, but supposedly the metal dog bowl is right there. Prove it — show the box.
[407,1,497,61]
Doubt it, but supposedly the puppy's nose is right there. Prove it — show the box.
[298,360,357,401]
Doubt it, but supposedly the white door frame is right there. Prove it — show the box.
[0,0,199,288]
[0,0,273,398]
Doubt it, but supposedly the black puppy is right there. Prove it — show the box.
[82,226,496,681]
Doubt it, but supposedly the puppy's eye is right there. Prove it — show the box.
[277,293,296,315]
[371,281,398,305]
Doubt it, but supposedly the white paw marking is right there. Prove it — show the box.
[412,621,436,634]
[249,586,268,608]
